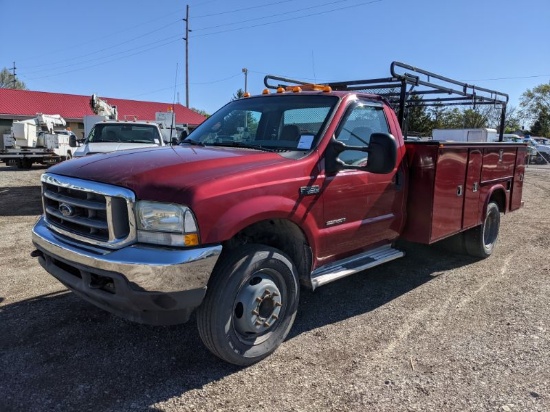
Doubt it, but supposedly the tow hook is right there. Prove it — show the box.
[30,249,43,258]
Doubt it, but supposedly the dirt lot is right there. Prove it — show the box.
[0,163,549,412]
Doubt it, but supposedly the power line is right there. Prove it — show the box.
[248,69,331,84]
[128,72,242,99]
[18,0,302,69]
[19,34,182,77]
[191,73,242,85]
[23,37,181,80]
[15,1,384,80]
[193,0,383,36]
[193,0,367,31]
[193,0,294,18]
[20,21,182,73]
[189,0,223,8]
[15,13,185,64]
[463,75,550,82]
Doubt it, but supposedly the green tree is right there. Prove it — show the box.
[0,67,27,89]
[520,84,550,136]
[232,88,245,101]
[492,105,522,134]
[405,95,433,136]
[191,107,210,118]
[220,88,258,138]
[530,107,550,137]
[428,104,448,130]
[442,107,467,128]
[461,107,489,128]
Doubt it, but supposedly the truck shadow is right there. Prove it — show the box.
[0,290,238,412]
[0,165,49,171]
[0,242,477,411]
[0,186,42,216]
[290,241,477,338]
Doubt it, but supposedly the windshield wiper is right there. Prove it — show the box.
[210,141,277,152]
[181,139,205,146]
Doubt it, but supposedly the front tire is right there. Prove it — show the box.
[464,201,501,258]
[16,158,32,169]
[197,244,299,366]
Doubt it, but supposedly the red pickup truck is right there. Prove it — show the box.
[32,62,526,365]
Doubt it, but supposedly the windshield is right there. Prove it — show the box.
[186,94,339,151]
[87,123,161,145]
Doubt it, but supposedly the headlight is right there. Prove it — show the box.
[136,201,199,247]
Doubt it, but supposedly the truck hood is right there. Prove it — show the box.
[73,142,160,157]
[49,145,292,201]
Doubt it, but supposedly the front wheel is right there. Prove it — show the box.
[16,158,32,169]
[464,201,501,258]
[197,244,299,366]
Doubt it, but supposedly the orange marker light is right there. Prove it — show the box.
[277,87,285,93]
[243,92,251,98]
[262,89,270,94]
[184,234,199,246]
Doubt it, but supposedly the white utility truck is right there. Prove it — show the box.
[155,111,189,144]
[432,128,499,142]
[76,95,173,158]
[0,114,77,168]
[73,120,166,158]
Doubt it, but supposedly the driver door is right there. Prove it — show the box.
[319,100,405,261]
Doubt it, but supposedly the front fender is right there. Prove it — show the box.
[205,194,321,251]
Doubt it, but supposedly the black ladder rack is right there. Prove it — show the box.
[264,61,509,140]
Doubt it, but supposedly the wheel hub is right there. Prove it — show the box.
[234,274,283,335]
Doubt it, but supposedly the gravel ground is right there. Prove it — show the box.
[0,162,549,412]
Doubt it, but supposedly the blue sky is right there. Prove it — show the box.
[2,0,549,117]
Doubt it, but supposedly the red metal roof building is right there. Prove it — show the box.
[0,88,206,137]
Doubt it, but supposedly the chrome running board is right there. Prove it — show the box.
[310,244,404,290]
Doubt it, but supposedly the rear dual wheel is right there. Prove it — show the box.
[197,244,299,366]
[464,201,501,258]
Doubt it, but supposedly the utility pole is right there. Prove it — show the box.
[183,5,191,108]
[242,68,248,94]
[10,62,17,88]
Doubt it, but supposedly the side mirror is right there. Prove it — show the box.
[171,137,179,145]
[69,135,77,148]
[325,133,397,175]
[365,133,397,174]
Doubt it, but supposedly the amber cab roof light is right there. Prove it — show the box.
[283,84,332,93]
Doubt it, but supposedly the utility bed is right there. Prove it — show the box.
[401,140,527,244]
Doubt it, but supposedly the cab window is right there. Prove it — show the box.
[335,102,389,166]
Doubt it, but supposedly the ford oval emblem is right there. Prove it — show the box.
[59,203,74,217]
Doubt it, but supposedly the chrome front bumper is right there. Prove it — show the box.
[32,216,222,325]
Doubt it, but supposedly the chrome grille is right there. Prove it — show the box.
[41,173,136,249]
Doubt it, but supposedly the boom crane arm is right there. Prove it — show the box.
[90,94,118,120]
[35,114,66,133]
